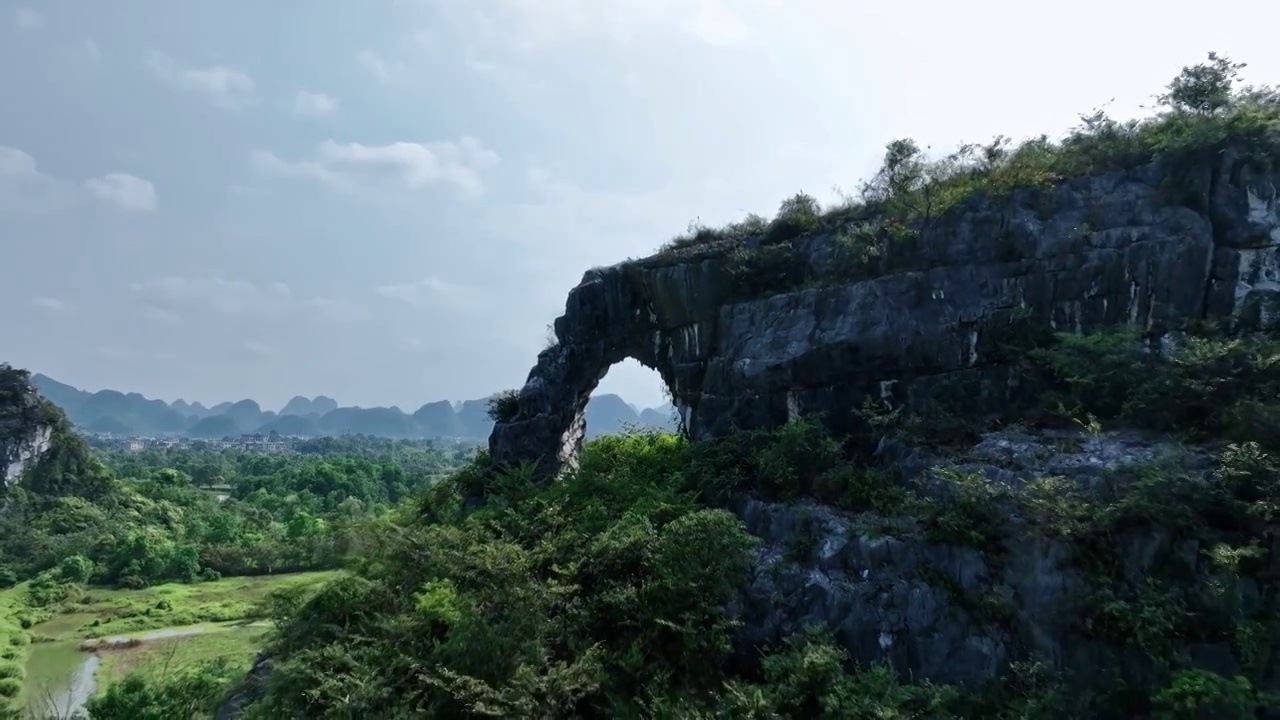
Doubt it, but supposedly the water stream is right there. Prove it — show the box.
[26,626,210,718]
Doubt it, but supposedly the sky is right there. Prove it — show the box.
[3,0,1279,413]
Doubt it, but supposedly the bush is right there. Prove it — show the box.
[85,660,238,719]
[486,389,520,423]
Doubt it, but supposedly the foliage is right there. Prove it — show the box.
[1023,328,1280,451]
[1150,669,1267,719]
[0,432,467,589]
[245,430,762,717]
[85,658,240,720]
[486,389,520,423]
[654,52,1280,305]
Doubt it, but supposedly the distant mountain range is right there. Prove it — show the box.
[31,374,678,440]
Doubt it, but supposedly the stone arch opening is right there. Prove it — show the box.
[588,359,681,439]
[487,263,719,480]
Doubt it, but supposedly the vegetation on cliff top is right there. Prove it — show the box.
[652,52,1279,300]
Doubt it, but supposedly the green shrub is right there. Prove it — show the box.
[84,659,238,719]
[1150,669,1262,719]
[764,192,823,244]
[0,678,18,699]
[486,389,520,423]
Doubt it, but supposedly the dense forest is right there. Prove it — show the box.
[1,430,470,589]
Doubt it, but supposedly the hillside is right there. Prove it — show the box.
[200,55,1280,719]
[29,374,677,440]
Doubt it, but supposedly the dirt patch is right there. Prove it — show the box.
[78,626,208,653]
[78,637,140,652]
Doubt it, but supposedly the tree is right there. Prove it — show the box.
[861,138,927,204]
[1159,51,1246,115]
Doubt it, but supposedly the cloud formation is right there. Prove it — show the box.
[28,297,69,314]
[13,7,42,30]
[84,173,158,212]
[146,50,255,110]
[0,146,41,179]
[251,137,499,196]
[355,50,403,82]
[291,90,339,118]
[129,275,365,327]
[375,276,485,311]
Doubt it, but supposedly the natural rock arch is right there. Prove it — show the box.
[487,260,724,477]
[489,149,1280,481]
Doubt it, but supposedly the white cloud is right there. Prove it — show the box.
[146,50,255,110]
[375,276,484,311]
[28,297,69,314]
[130,275,365,327]
[355,50,403,82]
[84,173,158,212]
[0,146,74,213]
[291,90,340,118]
[0,147,41,179]
[252,137,499,196]
[14,8,42,30]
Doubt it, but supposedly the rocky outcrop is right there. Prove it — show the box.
[3,424,52,490]
[1,365,55,494]
[489,148,1280,478]
[1,365,114,501]
[723,428,1222,697]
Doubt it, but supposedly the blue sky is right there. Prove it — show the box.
[3,0,1278,412]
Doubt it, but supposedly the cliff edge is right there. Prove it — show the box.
[490,143,1280,478]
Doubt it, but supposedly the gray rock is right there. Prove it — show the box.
[722,428,1227,692]
[489,149,1280,480]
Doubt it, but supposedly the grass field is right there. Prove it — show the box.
[2,571,337,715]
[94,622,270,684]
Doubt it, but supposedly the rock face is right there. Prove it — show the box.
[724,428,1214,697]
[1,366,55,494]
[489,149,1280,477]
[2,423,51,491]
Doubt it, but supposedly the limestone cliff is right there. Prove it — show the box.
[489,147,1280,478]
[1,365,56,494]
[0,364,113,501]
